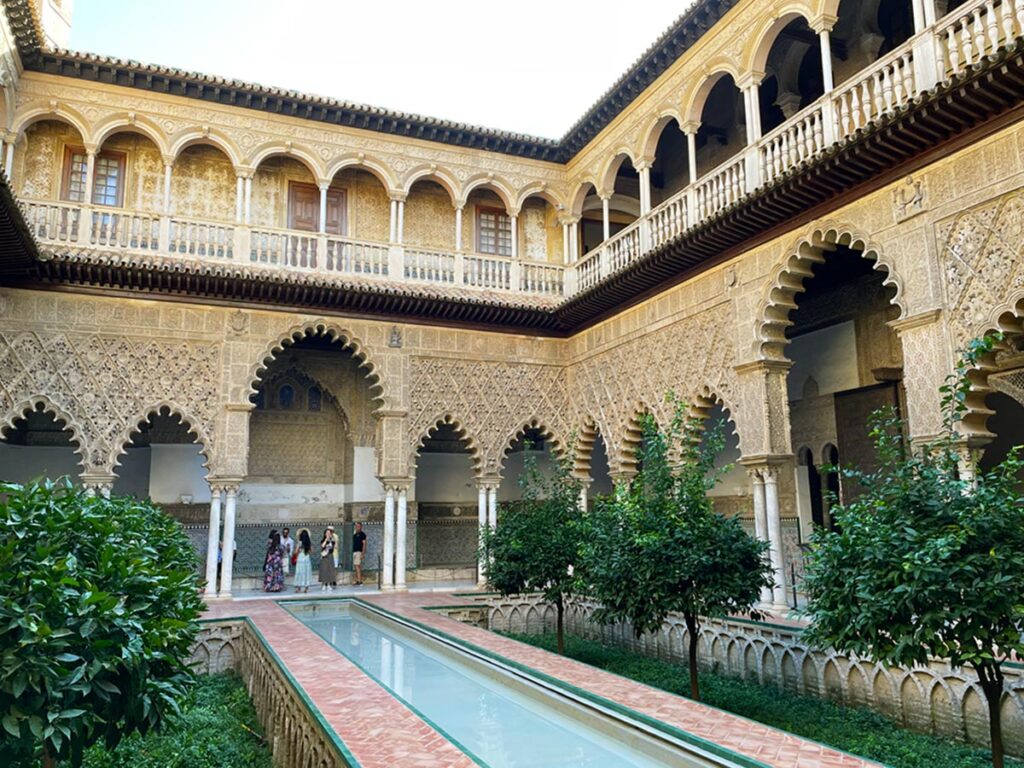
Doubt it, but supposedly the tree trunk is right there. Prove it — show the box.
[556,595,565,655]
[975,661,1005,768]
[42,745,56,768]
[684,612,701,701]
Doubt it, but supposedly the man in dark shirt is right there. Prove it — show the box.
[352,522,367,585]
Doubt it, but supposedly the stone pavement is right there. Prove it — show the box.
[204,592,881,768]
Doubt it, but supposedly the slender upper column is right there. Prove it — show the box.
[217,483,240,598]
[318,183,329,234]
[234,174,244,223]
[83,148,97,206]
[243,175,253,225]
[487,484,498,529]
[681,122,699,185]
[600,193,611,242]
[203,484,223,598]
[396,199,406,244]
[382,486,396,589]
[510,213,519,258]
[4,137,14,181]
[818,30,835,92]
[389,199,398,243]
[454,204,464,251]
[162,158,173,215]
[395,484,409,590]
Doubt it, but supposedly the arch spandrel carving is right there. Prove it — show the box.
[0,395,87,471]
[109,401,213,476]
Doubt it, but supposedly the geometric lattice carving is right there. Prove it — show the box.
[0,331,220,474]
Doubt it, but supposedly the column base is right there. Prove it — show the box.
[767,601,792,617]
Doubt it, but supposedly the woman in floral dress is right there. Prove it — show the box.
[263,530,285,592]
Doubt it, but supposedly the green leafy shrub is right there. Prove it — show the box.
[80,674,271,768]
[0,480,204,766]
[506,632,1021,768]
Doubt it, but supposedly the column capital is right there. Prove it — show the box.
[559,214,581,226]
[597,188,614,202]
[475,476,501,490]
[317,179,332,192]
[381,477,413,493]
[161,154,176,168]
[887,308,942,333]
[506,207,521,218]
[633,156,655,172]
[82,143,98,157]
[235,166,255,180]
[80,472,116,495]
[453,198,467,211]
[738,454,792,470]
[389,191,408,203]
[733,358,794,376]
[809,13,838,34]
[736,71,765,90]
[679,120,701,136]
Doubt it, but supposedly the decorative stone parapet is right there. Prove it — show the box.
[191,620,353,767]
[471,593,1024,758]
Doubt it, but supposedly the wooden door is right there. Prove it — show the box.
[288,182,347,235]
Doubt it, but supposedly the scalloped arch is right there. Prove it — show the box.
[572,414,612,479]
[109,401,212,474]
[495,418,566,478]
[754,224,906,361]
[0,395,87,470]
[246,321,386,410]
[410,414,483,476]
[689,386,743,456]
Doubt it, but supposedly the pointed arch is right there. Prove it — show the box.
[247,320,385,410]
[461,175,515,212]
[496,418,566,476]
[168,127,243,168]
[10,101,91,143]
[0,395,86,470]
[248,141,325,181]
[92,113,171,155]
[754,223,906,361]
[325,154,399,194]
[410,414,483,476]
[109,401,212,474]
[400,164,460,204]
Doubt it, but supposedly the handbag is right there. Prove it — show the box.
[291,551,298,566]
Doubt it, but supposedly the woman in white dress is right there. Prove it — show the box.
[293,529,313,593]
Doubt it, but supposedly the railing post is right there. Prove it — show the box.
[76,205,93,246]
[158,214,171,255]
[914,27,942,90]
[743,145,761,194]
[235,226,250,264]
[388,245,404,279]
[598,245,611,281]
[453,251,465,285]
[564,264,577,297]
[509,259,522,291]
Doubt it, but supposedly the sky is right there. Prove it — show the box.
[67,0,692,139]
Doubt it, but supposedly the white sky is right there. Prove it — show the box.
[67,0,692,139]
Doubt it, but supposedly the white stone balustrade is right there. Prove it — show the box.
[18,0,1024,303]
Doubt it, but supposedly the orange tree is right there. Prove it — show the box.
[578,398,772,700]
[802,335,1024,768]
[0,480,203,767]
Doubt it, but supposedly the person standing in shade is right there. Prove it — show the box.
[352,522,367,585]
[281,527,294,578]
[319,527,337,592]
[262,530,285,593]
[293,529,312,593]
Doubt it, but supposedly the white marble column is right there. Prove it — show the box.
[561,222,570,264]
[510,213,519,258]
[389,199,398,243]
[601,195,611,242]
[235,174,245,223]
[749,468,773,606]
[318,183,328,234]
[477,483,488,585]
[578,480,589,512]
[217,484,238,598]
[396,200,405,244]
[395,485,408,590]
[243,176,253,225]
[487,484,498,529]
[819,30,835,92]
[4,138,14,181]
[454,204,464,250]
[382,486,396,589]
[83,150,96,205]
[763,467,788,612]
[203,485,223,598]
[162,160,173,214]
[746,85,762,142]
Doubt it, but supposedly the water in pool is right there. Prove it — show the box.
[286,602,670,767]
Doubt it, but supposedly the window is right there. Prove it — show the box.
[61,146,126,207]
[288,182,347,235]
[278,384,295,410]
[308,386,322,412]
[476,206,512,256]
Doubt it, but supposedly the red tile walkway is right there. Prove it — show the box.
[205,594,882,768]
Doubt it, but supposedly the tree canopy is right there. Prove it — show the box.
[0,480,204,767]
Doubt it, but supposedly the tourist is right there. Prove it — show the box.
[293,529,312,593]
[352,522,367,585]
[281,527,294,577]
[263,530,285,592]
[319,527,337,591]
